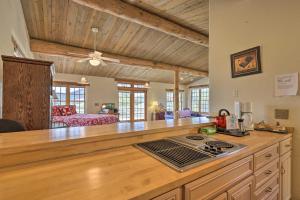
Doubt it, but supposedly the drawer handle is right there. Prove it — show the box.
[281,166,286,174]
[265,153,272,158]
[285,144,291,147]
[265,187,273,193]
[264,170,272,175]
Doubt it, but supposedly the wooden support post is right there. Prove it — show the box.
[174,70,179,120]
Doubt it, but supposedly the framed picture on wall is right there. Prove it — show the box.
[230,46,262,78]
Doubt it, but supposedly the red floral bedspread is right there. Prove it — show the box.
[52,114,118,127]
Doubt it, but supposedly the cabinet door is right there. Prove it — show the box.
[227,176,254,200]
[280,151,291,200]
[152,188,182,200]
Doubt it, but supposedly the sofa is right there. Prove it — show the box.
[165,109,192,119]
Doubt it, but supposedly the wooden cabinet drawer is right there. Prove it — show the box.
[152,188,182,200]
[266,188,280,200]
[184,156,253,200]
[254,144,279,170]
[280,138,292,156]
[254,158,279,189]
[254,174,279,200]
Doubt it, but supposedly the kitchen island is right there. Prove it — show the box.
[0,117,292,200]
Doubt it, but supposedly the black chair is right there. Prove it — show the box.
[0,119,26,133]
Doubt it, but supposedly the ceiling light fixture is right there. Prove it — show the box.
[80,76,89,85]
[144,82,150,88]
[89,59,101,66]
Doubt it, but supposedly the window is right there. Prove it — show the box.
[53,86,67,106]
[133,84,145,88]
[191,87,209,113]
[117,83,131,88]
[52,82,87,113]
[117,80,148,122]
[70,87,85,114]
[166,90,184,111]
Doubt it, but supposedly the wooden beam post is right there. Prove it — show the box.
[30,39,208,77]
[174,70,179,120]
[72,0,209,47]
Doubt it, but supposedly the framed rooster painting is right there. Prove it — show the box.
[230,46,261,78]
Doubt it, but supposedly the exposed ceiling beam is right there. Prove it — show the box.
[30,39,208,77]
[72,0,209,47]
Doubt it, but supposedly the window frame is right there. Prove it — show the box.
[116,79,148,122]
[165,89,185,111]
[190,85,209,114]
[53,81,88,114]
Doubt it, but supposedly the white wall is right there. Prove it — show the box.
[210,0,300,198]
[0,0,33,116]
[54,73,186,119]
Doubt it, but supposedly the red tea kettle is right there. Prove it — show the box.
[216,109,230,128]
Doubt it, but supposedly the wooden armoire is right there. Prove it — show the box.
[2,56,54,130]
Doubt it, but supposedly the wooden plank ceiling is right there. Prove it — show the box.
[122,0,209,35]
[21,0,209,84]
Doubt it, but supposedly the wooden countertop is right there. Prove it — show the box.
[0,117,213,150]
[0,131,291,200]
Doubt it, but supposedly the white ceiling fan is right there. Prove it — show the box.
[70,27,120,66]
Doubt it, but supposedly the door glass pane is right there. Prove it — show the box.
[70,87,85,114]
[200,88,209,113]
[118,91,131,121]
[191,88,200,112]
[134,92,145,120]
[166,91,174,112]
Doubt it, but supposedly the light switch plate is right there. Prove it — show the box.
[275,109,289,120]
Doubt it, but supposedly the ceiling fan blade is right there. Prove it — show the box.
[100,60,107,66]
[101,57,120,63]
[67,52,89,58]
[77,58,91,63]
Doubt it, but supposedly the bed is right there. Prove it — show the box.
[52,105,118,128]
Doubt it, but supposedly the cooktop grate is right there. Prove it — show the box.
[186,135,204,140]
[136,139,211,170]
[206,141,234,148]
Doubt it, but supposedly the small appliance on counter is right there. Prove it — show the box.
[215,109,230,129]
[216,108,250,137]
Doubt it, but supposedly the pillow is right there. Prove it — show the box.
[52,106,62,116]
[69,105,77,115]
[59,106,72,116]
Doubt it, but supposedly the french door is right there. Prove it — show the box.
[118,90,147,122]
